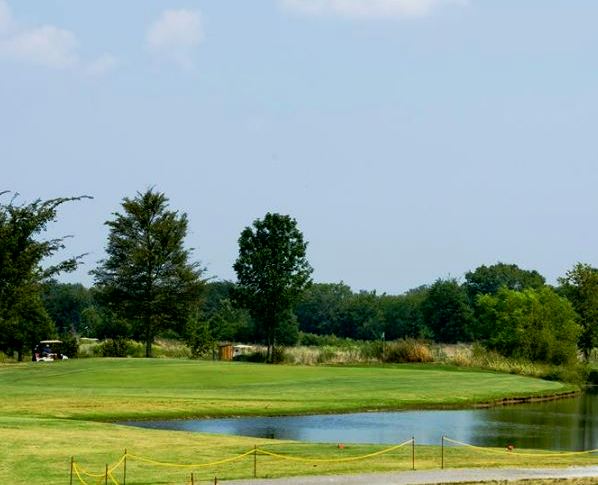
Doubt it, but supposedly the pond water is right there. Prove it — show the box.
[121,391,598,450]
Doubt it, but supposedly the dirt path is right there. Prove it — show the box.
[223,466,598,484]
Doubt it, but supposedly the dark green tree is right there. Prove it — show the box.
[337,290,384,340]
[42,280,93,334]
[0,192,89,360]
[421,279,474,343]
[464,262,545,300]
[207,298,253,343]
[477,287,580,364]
[233,212,313,362]
[92,189,204,357]
[295,282,353,335]
[558,263,598,360]
[380,286,430,340]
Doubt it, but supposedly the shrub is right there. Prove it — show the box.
[0,351,16,363]
[383,339,433,363]
[186,321,215,359]
[94,338,143,357]
[298,333,358,348]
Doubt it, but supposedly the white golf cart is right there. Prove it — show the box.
[33,340,69,361]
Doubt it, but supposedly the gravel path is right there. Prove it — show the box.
[222,466,598,484]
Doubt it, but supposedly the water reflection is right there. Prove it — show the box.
[121,390,598,450]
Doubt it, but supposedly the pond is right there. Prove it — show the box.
[121,390,598,451]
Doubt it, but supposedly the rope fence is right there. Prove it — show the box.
[440,435,598,469]
[69,436,598,484]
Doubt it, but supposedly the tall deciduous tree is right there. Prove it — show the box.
[0,192,89,360]
[92,189,204,357]
[233,212,312,362]
[464,262,545,300]
[295,282,353,336]
[558,263,598,360]
[477,287,580,365]
[421,279,474,343]
[42,281,93,334]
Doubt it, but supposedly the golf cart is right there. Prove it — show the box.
[33,340,69,361]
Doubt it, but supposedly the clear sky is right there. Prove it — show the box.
[2,0,597,294]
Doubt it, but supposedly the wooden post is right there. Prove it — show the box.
[191,472,194,485]
[123,449,127,485]
[214,476,218,484]
[441,436,444,469]
[105,464,108,485]
[69,456,74,485]
[253,444,257,478]
[411,436,415,470]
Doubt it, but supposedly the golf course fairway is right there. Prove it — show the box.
[0,358,583,484]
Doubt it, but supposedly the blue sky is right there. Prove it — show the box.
[2,0,597,293]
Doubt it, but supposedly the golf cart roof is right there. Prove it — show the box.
[40,340,63,344]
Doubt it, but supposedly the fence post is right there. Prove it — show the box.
[441,436,444,469]
[123,449,127,485]
[253,444,257,478]
[412,436,415,470]
[191,472,194,485]
[69,456,74,485]
[105,464,108,485]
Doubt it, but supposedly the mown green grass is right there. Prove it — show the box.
[0,359,575,420]
[0,358,584,484]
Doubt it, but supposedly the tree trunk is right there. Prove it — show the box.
[266,335,272,363]
[17,349,23,362]
[145,314,153,358]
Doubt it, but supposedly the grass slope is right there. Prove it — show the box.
[0,359,582,484]
[0,359,574,420]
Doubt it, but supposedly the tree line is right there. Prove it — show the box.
[1,189,597,366]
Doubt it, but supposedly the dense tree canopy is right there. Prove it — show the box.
[559,263,598,360]
[92,189,204,357]
[421,279,474,343]
[477,287,580,365]
[379,286,430,340]
[233,212,312,361]
[295,282,353,336]
[0,193,89,360]
[42,281,93,335]
[464,262,545,300]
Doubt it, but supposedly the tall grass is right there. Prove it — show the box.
[78,338,191,359]
[439,344,588,385]
[283,339,433,365]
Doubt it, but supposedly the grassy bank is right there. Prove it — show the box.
[0,358,575,420]
[3,416,598,484]
[0,359,583,484]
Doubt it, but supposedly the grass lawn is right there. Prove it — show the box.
[0,358,584,484]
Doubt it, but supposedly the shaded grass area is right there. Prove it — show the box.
[0,359,584,484]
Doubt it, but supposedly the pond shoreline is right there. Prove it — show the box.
[113,388,581,424]
[471,389,581,408]
[119,388,596,449]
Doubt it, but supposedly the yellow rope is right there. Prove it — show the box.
[74,462,108,479]
[444,437,598,457]
[108,453,126,473]
[72,463,92,485]
[108,469,120,485]
[126,448,255,468]
[256,439,413,463]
